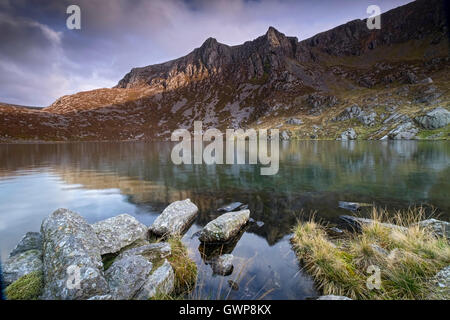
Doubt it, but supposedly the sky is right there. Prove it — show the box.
[0,0,413,107]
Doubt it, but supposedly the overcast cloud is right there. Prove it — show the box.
[0,0,412,107]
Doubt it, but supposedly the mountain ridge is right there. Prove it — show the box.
[1,0,449,142]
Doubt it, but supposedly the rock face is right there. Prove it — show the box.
[388,121,418,140]
[149,199,198,237]
[9,232,42,258]
[415,107,450,129]
[105,255,153,300]
[199,209,250,243]
[3,249,43,286]
[40,208,109,300]
[92,214,148,255]
[417,219,450,240]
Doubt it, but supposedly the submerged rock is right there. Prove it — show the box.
[3,249,43,286]
[149,199,198,237]
[217,202,246,213]
[92,214,148,255]
[317,295,352,300]
[40,208,109,300]
[134,260,174,300]
[199,210,250,243]
[9,232,42,258]
[105,255,153,300]
[208,254,234,276]
[338,201,363,212]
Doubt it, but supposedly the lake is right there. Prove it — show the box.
[0,141,449,299]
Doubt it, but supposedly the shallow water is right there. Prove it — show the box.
[0,141,449,299]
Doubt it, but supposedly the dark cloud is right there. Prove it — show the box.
[0,0,413,106]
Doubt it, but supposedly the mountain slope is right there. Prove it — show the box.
[1,0,449,142]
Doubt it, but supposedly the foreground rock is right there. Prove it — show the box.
[199,210,250,243]
[417,219,450,240]
[149,199,198,237]
[429,265,450,298]
[41,208,109,299]
[134,260,174,300]
[207,254,234,276]
[115,242,171,261]
[105,255,153,299]
[3,249,43,286]
[339,215,407,232]
[9,232,42,258]
[317,295,352,300]
[92,214,148,255]
[414,107,450,129]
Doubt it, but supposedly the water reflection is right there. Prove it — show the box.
[0,141,448,299]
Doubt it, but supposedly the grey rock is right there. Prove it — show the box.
[431,266,450,289]
[388,122,418,140]
[116,242,171,262]
[134,260,174,299]
[404,71,418,84]
[9,232,42,258]
[285,118,303,125]
[208,254,234,276]
[218,202,245,213]
[371,244,389,256]
[329,227,344,235]
[199,210,250,243]
[333,105,361,121]
[40,208,109,300]
[3,249,43,286]
[417,219,450,240]
[339,128,357,140]
[149,199,198,237]
[317,295,352,300]
[280,130,290,140]
[414,107,450,130]
[92,214,148,255]
[88,294,114,300]
[105,255,153,300]
[357,111,377,126]
[339,201,363,211]
[339,215,407,232]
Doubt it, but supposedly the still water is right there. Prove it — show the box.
[0,141,449,299]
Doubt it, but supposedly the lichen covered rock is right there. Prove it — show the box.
[149,199,198,237]
[3,249,43,286]
[199,209,250,243]
[92,214,148,255]
[9,232,42,258]
[134,260,175,300]
[40,208,109,300]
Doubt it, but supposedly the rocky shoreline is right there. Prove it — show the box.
[2,199,449,300]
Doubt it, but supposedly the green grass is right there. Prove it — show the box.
[291,207,450,300]
[5,271,44,300]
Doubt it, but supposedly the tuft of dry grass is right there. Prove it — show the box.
[292,207,450,300]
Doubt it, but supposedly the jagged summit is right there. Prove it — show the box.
[1,0,449,142]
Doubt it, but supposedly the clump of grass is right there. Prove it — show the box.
[167,236,198,295]
[5,271,44,300]
[292,207,450,300]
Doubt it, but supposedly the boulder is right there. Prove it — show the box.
[430,265,450,293]
[217,202,246,213]
[280,130,290,140]
[105,255,153,300]
[208,254,234,276]
[134,260,175,300]
[92,214,148,255]
[116,242,171,262]
[388,121,418,140]
[199,209,250,243]
[149,199,198,237]
[357,111,377,126]
[3,249,43,286]
[339,215,407,232]
[339,128,357,140]
[9,232,42,258]
[414,107,450,129]
[417,219,449,240]
[40,208,109,300]
[317,295,352,300]
[332,105,362,122]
